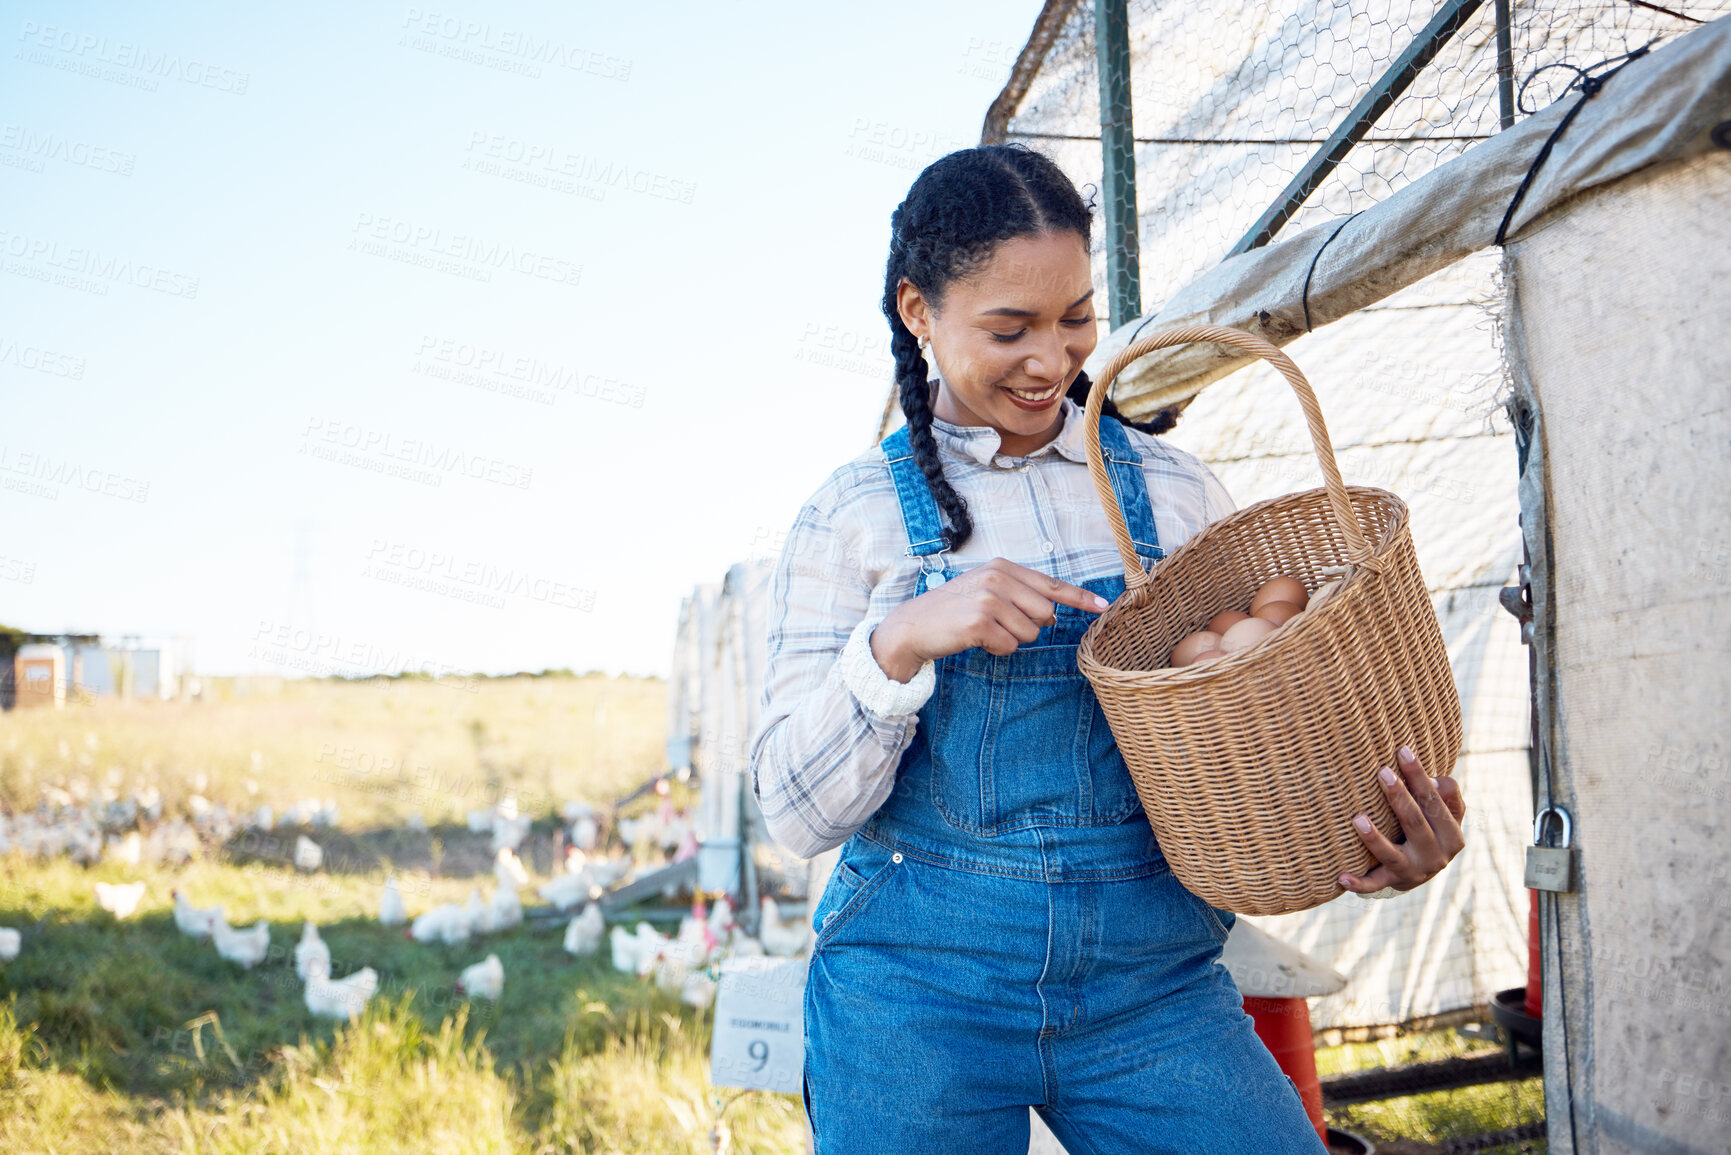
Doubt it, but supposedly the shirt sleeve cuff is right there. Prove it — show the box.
[838,616,935,719]
[1353,885,1401,900]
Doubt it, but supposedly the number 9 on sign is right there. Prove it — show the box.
[708,956,807,1095]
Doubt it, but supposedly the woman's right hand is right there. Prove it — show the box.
[869,558,1112,683]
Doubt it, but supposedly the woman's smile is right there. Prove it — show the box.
[999,379,1066,410]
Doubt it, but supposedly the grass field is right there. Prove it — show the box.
[0,674,808,1154]
[0,673,1541,1153]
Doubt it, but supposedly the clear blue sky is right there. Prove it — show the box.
[0,0,1047,678]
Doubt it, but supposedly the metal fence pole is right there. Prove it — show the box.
[1496,0,1517,130]
[1227,0,1487,256]
[1094,0,1141,328]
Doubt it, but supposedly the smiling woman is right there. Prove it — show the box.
[751,144,1469,1154]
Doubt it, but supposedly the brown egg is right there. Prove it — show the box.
[1170,631,1224,667]
[1220,615,1278,654]
[1191,649,1228,664]
[1254,600,1304,626]
[1208,609,1251,634]
[1250,575,1309,615]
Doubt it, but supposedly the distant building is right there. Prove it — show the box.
[2,633,194,709]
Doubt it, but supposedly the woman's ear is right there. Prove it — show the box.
[896,278,932,341]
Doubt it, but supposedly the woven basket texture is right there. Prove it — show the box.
[1077,324,1463,916]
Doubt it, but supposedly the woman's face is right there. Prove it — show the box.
[898,230,1099,457]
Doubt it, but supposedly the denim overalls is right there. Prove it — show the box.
[801,418,1325,1154]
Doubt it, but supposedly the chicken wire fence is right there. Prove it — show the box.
[983,4,1731,1151]
[1000,0,1731,308]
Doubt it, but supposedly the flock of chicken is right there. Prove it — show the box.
[0,790,812,1025]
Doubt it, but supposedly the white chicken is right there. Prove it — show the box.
[456,953,504,1000]
[493,847,529,889]
[0,927,19,962]
[475,885,522,935]
[608,923,639,973]
[94,880,146,920]
[758,896,809,957]
[627,921,672,976]
[490,812,531,855]
[305,966,378,1020]
[563,903,605,956]
[537,871,599,912]
[295,922,331,981]
[378,876,406,927]
[709,895,738,942]
[293,834,323,872]
[172,890,222,938]
[609,920,670,975]
[409,899,474,945]
[212,917,272,969]
[569,814,599,852]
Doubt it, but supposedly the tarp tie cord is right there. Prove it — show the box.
[1496,45,1654,246]
[1302,211,1362,333]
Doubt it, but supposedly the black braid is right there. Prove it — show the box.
[888,320,975,547]
[1064,370,1179,435]
[882,144,1177,550]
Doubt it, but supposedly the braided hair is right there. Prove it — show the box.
[882,144,1177,551]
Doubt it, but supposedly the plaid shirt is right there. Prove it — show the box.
[749,396,1237,859]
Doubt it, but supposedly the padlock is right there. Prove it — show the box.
[1524,805,1576,892]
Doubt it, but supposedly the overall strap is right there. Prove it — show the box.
[1095,416,1165,567]
[879,426,950,559]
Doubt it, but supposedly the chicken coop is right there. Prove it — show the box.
[672,3,1730,1152]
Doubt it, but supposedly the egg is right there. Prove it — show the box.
[1250,576,1309,615]
[1254,600,1304,626]
[1169,630,1223,667]
[1208,609,1251,634]
[1192,649,1228,664]
[1220,616,1278,653]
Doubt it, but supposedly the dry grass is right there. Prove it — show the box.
[0,675,808,1155]
[0,673,666,828]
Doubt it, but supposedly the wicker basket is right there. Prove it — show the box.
[1077,324,1462,916]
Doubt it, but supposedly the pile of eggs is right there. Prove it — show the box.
[1168,575,1322,668]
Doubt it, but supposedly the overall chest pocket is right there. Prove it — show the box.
[928,643,1142,835]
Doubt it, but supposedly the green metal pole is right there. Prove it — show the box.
[1094,0,1141,328]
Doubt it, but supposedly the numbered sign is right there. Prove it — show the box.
[708,954,808,1094]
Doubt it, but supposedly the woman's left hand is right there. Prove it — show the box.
[1338,745,1467,894]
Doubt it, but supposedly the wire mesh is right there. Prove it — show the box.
[986,5,1731,1148]
[1002,0,1731,307]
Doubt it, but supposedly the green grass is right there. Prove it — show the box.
[0,675,1540,1152]
[1317,1031,1546,1152]
[0,676,808,1154]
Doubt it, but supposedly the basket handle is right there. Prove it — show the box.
[1082,323,1382,590]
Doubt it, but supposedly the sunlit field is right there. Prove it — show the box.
[0,675,808,1155]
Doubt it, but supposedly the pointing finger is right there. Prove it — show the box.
[1001,562,1110,613]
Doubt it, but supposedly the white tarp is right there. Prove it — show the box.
[669,561,794,896]
[1504,148,1731,1155]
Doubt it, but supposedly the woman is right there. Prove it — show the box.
[750,145,1466,1154]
